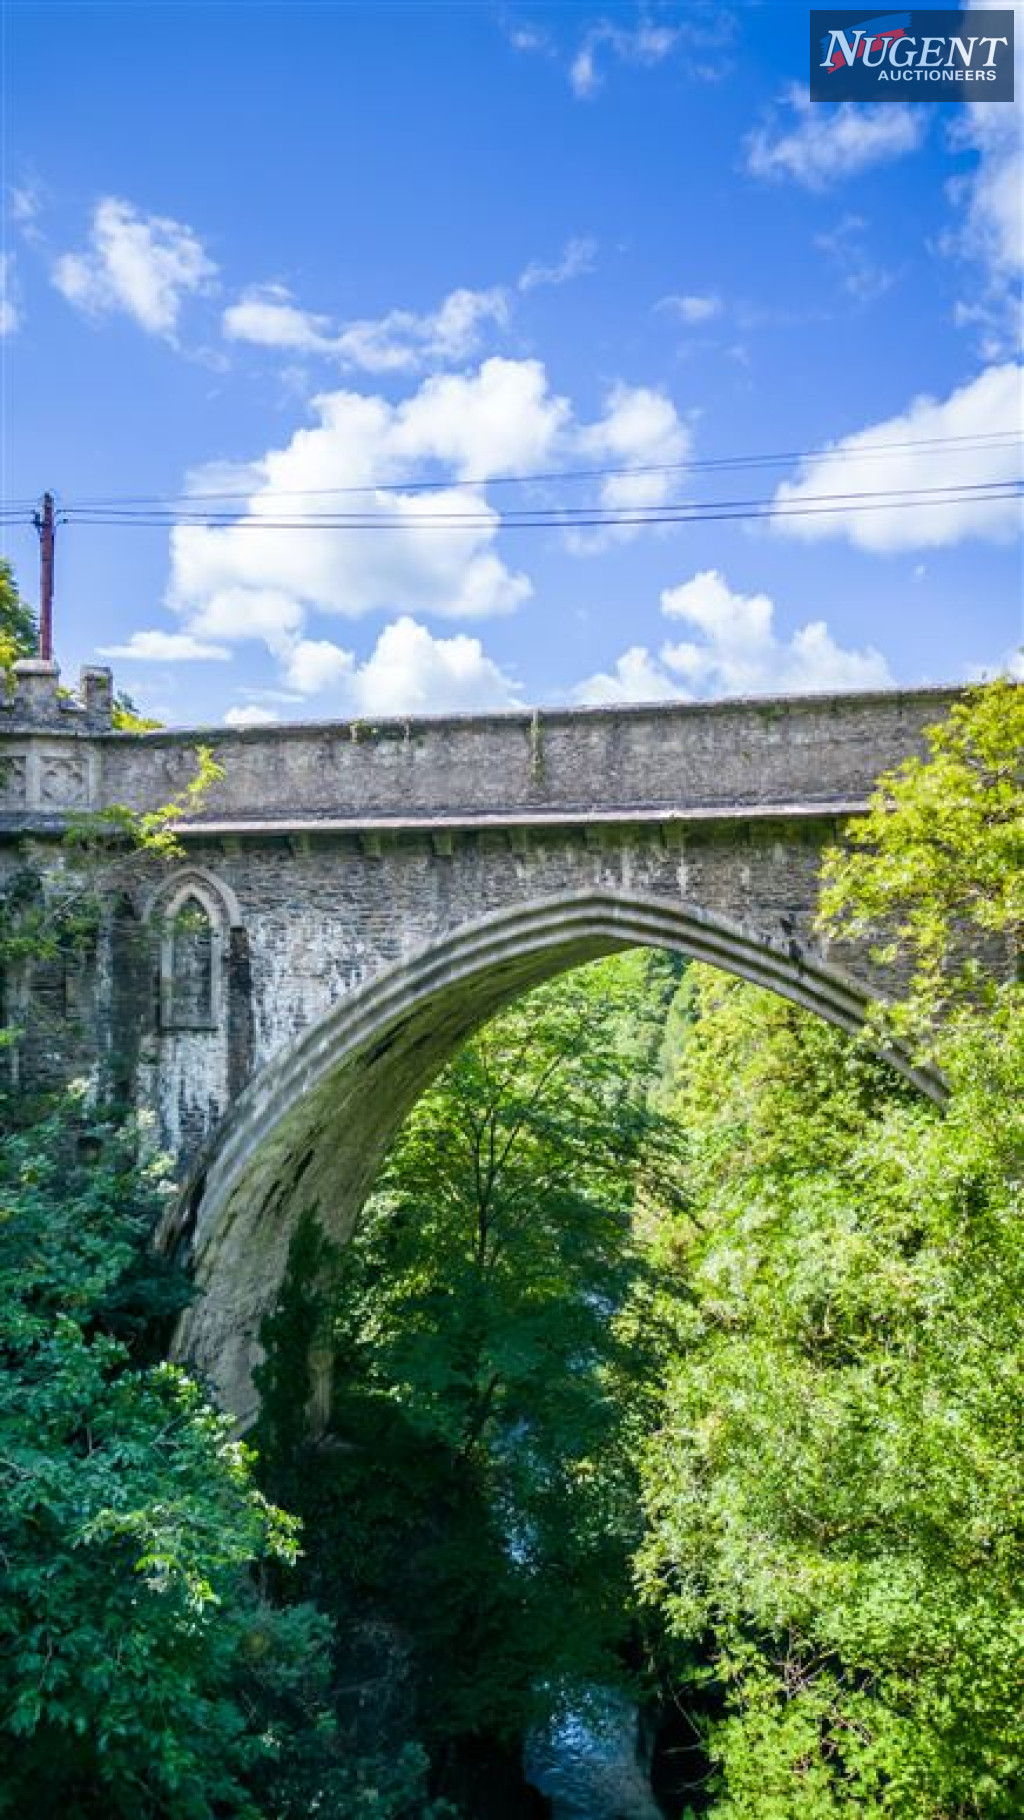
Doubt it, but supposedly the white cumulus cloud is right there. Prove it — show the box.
[660,570,892,693]
[957,95,1022,289]
[184,587,307,649]
[222,286,333,353]
[225,241,597,375]
[282,638,354,694]
[53,197,216,338]
[223,282,509,372]
[388,356,570,479]
[572,645,686,705]
[772,362,1024,551]
[224,704,281,728]
[335,286,510,373]
[165,357,691,666]
[237,617,520,716]
[169,360,550,638]
[570,381,691,549]
[345,616,520,715]
[573,569,892,702]
[746,87,926,189]
[98,629,230,662]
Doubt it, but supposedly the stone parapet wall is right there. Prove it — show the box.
[0,678,962,830]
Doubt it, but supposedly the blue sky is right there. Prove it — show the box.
[2,0,1021,726]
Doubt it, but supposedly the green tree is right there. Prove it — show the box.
[112,687,163,731]
[819,677,1023,1042]
[258,951,685,1780]
[637,684,1023,1817]
[0,758,358,1817]
[0,559,37,676]
[0,1100,347,1816]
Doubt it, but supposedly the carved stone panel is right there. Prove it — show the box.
[39,753,90,808]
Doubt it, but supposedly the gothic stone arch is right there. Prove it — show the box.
[169,887,939,1428]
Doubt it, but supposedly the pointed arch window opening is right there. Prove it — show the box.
[159,889,224,1032]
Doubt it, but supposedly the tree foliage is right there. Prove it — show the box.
[0,559,36,676]
[638,685,1023,1816]
[0,1102,341,1816]
[112,687,164,732]
[257,951,684,1780]
[0,761,348,1818]
[818,678,1022,1042]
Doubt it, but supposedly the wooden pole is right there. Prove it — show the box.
[35,492,55,661]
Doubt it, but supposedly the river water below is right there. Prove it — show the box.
[524,1688,663,1820]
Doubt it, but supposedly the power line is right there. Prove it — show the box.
[65,477,1022,524]
[5,425,1016,662]
[4,481,1020,538]
[62,479,1023,534]
[42,427,1024,510]
[4,440,1019,546]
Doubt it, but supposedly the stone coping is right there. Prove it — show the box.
[168,800,872,836]
[0,798,872,841]
[104,682,965,745]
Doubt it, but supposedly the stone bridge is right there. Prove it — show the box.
[1,659,962,1423]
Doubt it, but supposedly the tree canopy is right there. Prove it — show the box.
[0,559,37,674]
[637,684,1023,1816]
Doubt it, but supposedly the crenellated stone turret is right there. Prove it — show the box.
[1,659,114,733]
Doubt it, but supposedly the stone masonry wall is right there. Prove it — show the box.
[0,659,964,1183]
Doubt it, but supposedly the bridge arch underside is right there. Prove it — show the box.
[171,889,925,1427]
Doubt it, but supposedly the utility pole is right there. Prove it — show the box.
[33,491,56,662]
